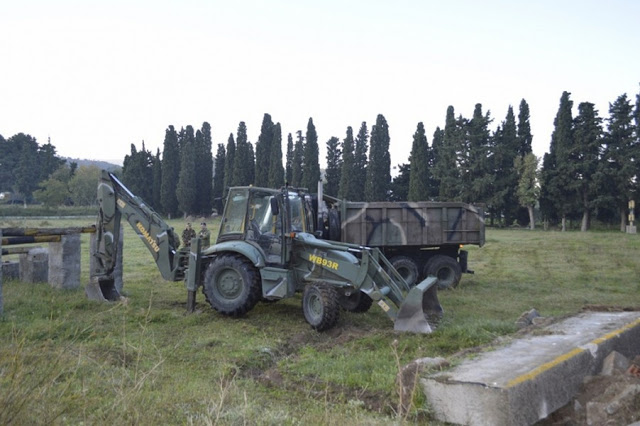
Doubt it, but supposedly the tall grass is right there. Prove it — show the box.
[1,221,639,424]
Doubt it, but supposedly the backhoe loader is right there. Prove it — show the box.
[88,171,443,333]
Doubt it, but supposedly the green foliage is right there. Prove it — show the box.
[255,113,274,185]
[353,122,369,201]
[291,131,304,187]
[212,143,226,213]
[285,133,294,185]
[33,176,70,207]
[122,142,154,206]
[69,165,102,205]
[160,126,180,218]
[152,148,162,210]
[492,106,520,224]
[192,123,214,215]
[324,136,341,197]
[223,133,235,192]
[232,122,254,186]
[365,114,391,201]
[267,123,285,188]
[390,163,410,201]
[433,107,461,201]
[176,126,198,215]
[517,99,533,156]
[302,118,320,190]
[461,105,494,204]
[13,134,43,203]
[338,127,355,200]
[408,122,430,201]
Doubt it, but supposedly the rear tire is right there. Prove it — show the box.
[390,256,420,287]
[302,283,340,331]
[425,255,462,289]
[202,254,262,316]
[339,290,373,313]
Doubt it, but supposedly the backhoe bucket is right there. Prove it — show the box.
[394,276,443,334]
[85,276,121,302]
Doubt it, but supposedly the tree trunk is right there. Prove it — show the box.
[581,210,589,232]
[528,205,535,230]
[620,207,627,232]
[561,215,566,232]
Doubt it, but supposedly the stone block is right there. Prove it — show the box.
[48,234,81,289]
[600,351,630,376]
[2,261,20,280]
[19,248,48,283]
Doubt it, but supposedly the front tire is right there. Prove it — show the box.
[203,254,261,316]
[302,283,340,331]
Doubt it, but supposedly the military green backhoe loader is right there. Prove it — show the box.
[88,171,443,333]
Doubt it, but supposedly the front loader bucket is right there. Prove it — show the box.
[394,276,443,334]
[85,276,121,302]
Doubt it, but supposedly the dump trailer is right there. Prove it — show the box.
[88,171,443,333]
[318,194,485,289]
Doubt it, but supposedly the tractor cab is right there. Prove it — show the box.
[217,187,314,265]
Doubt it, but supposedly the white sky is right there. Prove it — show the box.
[1,0,639,169]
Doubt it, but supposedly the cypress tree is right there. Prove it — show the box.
[285,133,293,184]
[429,127,444,199]
[433,106,461,201]
[255,113,274,185]
[195,122,213,215]
[540,92,577,231]
[248,142,255,185]
[232,122,253,186]
[122,141,153,202]
[338,126,355,199]
[597,93,635,231]
[37,139,65,183]
[291,130,304,187]
[212,143,226,213]
[573,102,602,231]
[302,118,320,190]
[268,123,285,188]
[517,99,533,156]
[223,133,235,191]
[324,136,341,197]
[463,104,493,204]
[177,126,198,216]
[161,125,180,218]
[390,163,410,201]
[492,106,520,225]
[353,122,368,200]
[365,114,391,201]
[408,122,430,201]
[152,148,162,210]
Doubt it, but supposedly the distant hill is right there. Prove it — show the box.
[64,157,121,171]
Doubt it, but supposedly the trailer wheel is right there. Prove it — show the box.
[339,290,373,313]
[203,254,261,316]
[390,256,420,287]
[302,283,340,331]
[425,255,462,289]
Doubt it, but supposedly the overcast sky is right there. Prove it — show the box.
[1,0,639,169]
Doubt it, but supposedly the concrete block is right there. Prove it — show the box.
[19,248,48,283]
[626,225,637,234]
[420,312,640,426]
[48,234,81,289]
[600,351,630,376]
[2,261,20,280]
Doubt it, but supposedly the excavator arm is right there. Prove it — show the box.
[88,170,187,301]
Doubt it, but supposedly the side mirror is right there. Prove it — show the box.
[270,197,279,216]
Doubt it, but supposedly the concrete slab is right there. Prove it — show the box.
[420,311,640,426]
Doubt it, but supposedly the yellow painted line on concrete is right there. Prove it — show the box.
[506,317,640,388]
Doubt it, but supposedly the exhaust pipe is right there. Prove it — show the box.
[394,276,443,333]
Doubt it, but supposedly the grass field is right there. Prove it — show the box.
[1,218,640,424]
